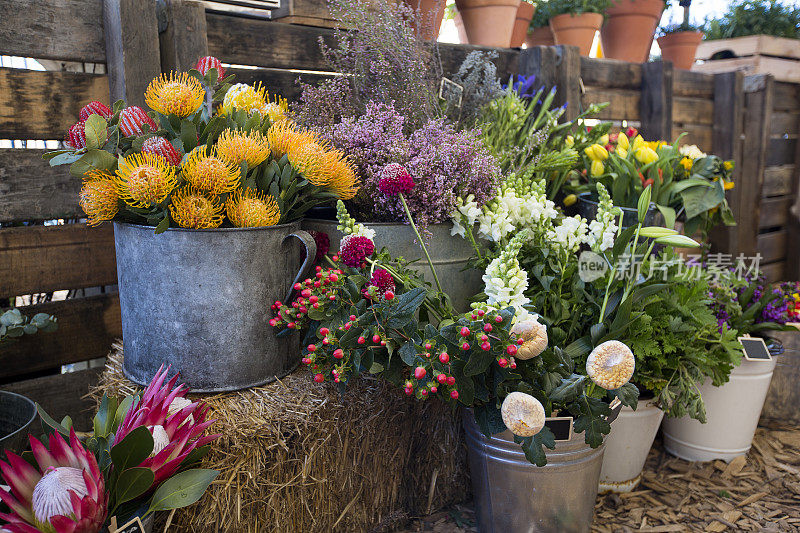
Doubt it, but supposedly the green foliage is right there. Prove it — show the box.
[0,309,57,346]
[544,0,611,17]
[146,469,219,515]
[704,0,800,40]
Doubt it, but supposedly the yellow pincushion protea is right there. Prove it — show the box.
[220,83,288,121]
[145,72,205,118]
[320,149,360,200]
[80,170,119,226]
[182,145,240,194]
[226,189,280,228]
[264,97,289,124]
[267,120,302,159]
[286,136,332,187]
[215,129,270,168]
[168,187,224,229]
[115,152,178,208]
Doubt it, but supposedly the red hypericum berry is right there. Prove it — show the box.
[301,289,311,297]
[498,358,509,368]
[516,337,524,345]
[66,119,87,149]
[477,309,485,317]
[425,343,432,351]
[329,295,336,301]
[309,296,318,304]
[332,255,339,262]
[510,360,517,369]
[431,386,438,394]
[358,336,366,345]
[437,374,448,384]
[372,334,381,343]
[119,106,157,137]
[314,374,324,383]
[461,342,470,351]
[322,338,330,345]
[507,345,518,356]
[470,314,478,320]
[308,344,317,352]
[301,357,311,365]
[380,340,386,346]
[141,136,182,165]
[269,318,277,327]
[320,327,329,336]
[460,327,470,337]
[195,55,226,79]
[313,303,320,309]
[480,334,488,342]
[79,100,113,121]
[349,315,357,321]
[405,386,414,396]
[299,307,307,314]
[420,389,428,397]
[414,367,426,379]
[439,352,450,363]
[316,272,323,279]
[333,349,344,359]
[447,376,456,386]
[344,323,351,331]
[481,341,491,351]
[384,290,395,300]
[315,266,322,273]
[330,274,339,282]
[450,390,459,400]
[495,315,503,323]
[483,323,493,333]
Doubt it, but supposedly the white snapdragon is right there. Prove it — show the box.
[450,195,482,237]
[482,231,531,322]
[679,144,707,160]
[586,183,619,253]
[548,215,588,254]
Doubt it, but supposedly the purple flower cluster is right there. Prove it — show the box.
[324,101,500,228]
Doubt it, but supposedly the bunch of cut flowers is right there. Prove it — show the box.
[45,56,359,233]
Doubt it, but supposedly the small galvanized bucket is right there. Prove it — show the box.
[0,391,36,455]
[114,222,316,393]
[464,409,606,533]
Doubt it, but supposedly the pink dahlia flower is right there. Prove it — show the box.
[362,268,395,299]
[0,430,107,533]
[377,163,414,196]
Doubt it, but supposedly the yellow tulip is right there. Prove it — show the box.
[599,134,609,146]
[617,147,628,159]
[634,147,659,164]
[563,193,577,206]
[632,135,646,152]
[617,132,629,150]
[591,160,605,177]
[584,143,609,161]
[565,135,574,148]
[680,157,693,170]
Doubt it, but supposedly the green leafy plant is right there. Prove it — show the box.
[704,0,800,41]
[545,0,611,17]
[530,0,553,28]
[0,308,57,346]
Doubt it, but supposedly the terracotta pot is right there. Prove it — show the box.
[510,2,536,48]
[454,10,469,44]
[525,25,556,47]
[549,12,604,56]
[600,0,665,63]
[455,0,521,48]
[657,31,704,70]
[405,0,446,41]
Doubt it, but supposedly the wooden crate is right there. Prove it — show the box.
[693,35,800,84]
[269,0,339,28]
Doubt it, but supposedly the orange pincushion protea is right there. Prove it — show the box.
[321,149,360,200]
[182,145,240,194]
[145,72,205,118]
[226,189,280,228]
[267,120,302,159]
[115,152,178,208]
[168,187,224,229]
[215,129,270,168]
[79,170,119,226]
[286,136,332,187]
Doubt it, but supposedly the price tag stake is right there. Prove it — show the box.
[544,416,573,442]
[738,336,773,362]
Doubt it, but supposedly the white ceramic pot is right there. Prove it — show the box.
[599,400,663,493]
[662,357,777,462]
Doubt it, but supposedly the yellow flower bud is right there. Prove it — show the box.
[591,160,605,177]
[723,180,735,190]
[563,193,577,207]
[632,135,645,152]
[586,143,608,161]
[617,132,629,150]
[599,134,609,146]
[679,157,693,170]
[617,147,627,159]
[634,147,658,165]
[565,135,574,148]
[723,160,734,171]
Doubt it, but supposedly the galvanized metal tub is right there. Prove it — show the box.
[761,331,800,425]
[302,219,483,312]
[464,409,605,533]
[0,391,36,454]
[577,193,664,228]
[114,222,316,393]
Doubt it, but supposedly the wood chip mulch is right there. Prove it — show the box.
[397,423,800,532]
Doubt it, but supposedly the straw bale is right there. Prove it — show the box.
[92,343,469,532]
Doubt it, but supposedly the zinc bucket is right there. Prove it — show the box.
[114,221,316,393]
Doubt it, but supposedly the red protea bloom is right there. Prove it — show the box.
[308,230,330,262]
[141,136,183,166]
[118,106,157,137]
[378,163,414,196]
[0,430,107,533]
[79,101,112,121]
[195,56,225,79]
[66,120,87,149]
[339,234,374,268]
[114,366,218,488]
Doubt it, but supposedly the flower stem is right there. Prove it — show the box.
[398,193,443,295]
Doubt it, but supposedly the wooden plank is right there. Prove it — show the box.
[583,88,641,120]
[0,149,83,223]
[763,165,795,197]
[673,69,715,98]
[693,56,800,85]
[767,137,797,167]
[2,368,103,432]
[761,261,786,283]
[758,230,787,263]
[271,0,330,21]
[673,96,714,125]
[438,43,519,80]
[0,224,117,298]
[227,67,333,103]
[580,57,642,90]
[770,112,800,137]
[160,0,210,72]
[103,0,162,108]
[773,82,800,111]
[697,35,800,61]
[759,196,792,228]
[0,68,109,139]
[673,123,713,152]
[641,61,673,141]
[0,0,106,63]
[519,46,581,121]
[0,294,120,380]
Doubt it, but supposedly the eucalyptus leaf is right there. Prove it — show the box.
[147,469,219,512]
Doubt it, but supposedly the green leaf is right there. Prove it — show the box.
[48,151,84,166]
[36,403,70,437]
[115,467,155,505]
[84,114,108,150]
[154,215,170,235]
[680,180,725,220]
[399,341,417,366]
[611,383,639,410]
[69,149,118,177]
[516,426,556,467]
[93,395,119,438]
[637,185,652,223]
[111,426,154,472]
[392,288,427,316]
[181,120,198,153]
[549,375,587,403]
[147,469,219,512]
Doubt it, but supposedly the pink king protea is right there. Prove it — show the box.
[114,366,218,488]
[0,430,107,533]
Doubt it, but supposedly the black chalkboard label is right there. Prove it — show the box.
[111,517,146,533]
[739,336,772,361]
[439,78,464,108]
[544,416,573,442]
